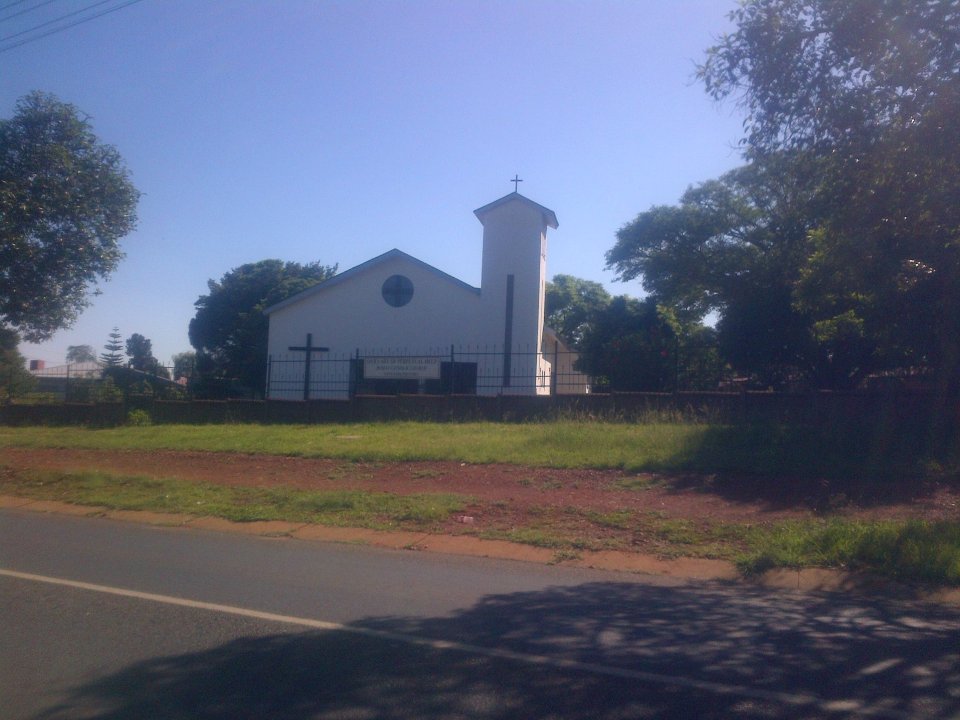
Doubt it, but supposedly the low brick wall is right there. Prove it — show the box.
[1,389,953,429]
[0,402,126,427]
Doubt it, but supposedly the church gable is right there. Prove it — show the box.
[264,248,478,317]
[266,248,483,357]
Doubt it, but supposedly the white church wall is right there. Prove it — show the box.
[267,253,484,399]
[266,192,579,400]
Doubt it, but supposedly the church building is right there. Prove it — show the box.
[264,190,589,399]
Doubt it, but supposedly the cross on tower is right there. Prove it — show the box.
[510,174,523,192]
[288,333,329,400]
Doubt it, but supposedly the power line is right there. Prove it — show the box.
[0,0,66,26]
[0,0,34,13]
[0,0,146,54]
[1,0,118,42]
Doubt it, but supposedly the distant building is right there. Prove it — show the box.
[28,360,104,397]
[265,191,590,399]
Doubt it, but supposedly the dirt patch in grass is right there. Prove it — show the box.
[4,447,957,530]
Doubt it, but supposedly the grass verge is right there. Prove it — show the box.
[4,466,957,585]
[738,519,960,585]
[0,467,467,531]
[0,419,951,479]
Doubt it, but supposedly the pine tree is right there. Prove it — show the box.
[100,327,124,367]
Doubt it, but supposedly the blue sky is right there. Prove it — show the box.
[3,0,745,366]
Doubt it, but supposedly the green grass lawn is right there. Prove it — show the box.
[0,419,946,478]
[1,467,467,530]
[2,420,957,585]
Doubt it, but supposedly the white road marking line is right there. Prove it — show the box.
[0,567,908,719]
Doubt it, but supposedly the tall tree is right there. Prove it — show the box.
[698,0,960,388]
[189,259,337,392]
[66,345,97,364]
[609,0,960,389]
[545,274,611,349]
[125,333,155,371]
[100,327,124,368]
[607,164,823,387]
[0,92,139,342]
[0,328,34,402]
[576,296,678,392]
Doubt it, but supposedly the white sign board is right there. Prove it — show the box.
[364,356,442,380]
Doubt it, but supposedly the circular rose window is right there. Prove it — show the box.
[381,274,414,307]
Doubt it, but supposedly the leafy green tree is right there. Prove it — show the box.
[189,259,337,393]
[123,332,168,377]
[171,351,196,381]
[699,0,958,157]
[576,296,678,392]
[125,333,154,370]
[0,92,139,342]
[100,327,124,367]
[66,345,97,364]
[609,1,960,389]
[0,328,35,402]
[607,165,823,387]
[545,274,611,349]
[698,0,960,388]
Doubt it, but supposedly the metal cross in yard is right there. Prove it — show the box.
[288,333,329,401]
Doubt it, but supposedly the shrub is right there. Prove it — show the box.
[126,409,152,426]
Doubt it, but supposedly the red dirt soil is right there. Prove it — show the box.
[3,447,958,526]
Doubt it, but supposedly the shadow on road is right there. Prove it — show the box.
[34,581,960,720]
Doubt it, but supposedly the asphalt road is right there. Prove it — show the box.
[1,508,958,719]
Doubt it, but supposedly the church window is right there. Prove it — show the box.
[382,274,414,307]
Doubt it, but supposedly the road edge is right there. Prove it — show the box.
[2,494,958,605]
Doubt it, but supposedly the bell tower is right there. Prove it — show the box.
[474,191,558,392]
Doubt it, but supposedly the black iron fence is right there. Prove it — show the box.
[28,362,184,402]
[23,342,732,404]
[266,346,593,399]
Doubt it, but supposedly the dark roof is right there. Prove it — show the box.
[473,192,558,229]
[263,248,480,315]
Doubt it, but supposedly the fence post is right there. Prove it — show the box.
[449,344,455,395]
[552,343,558,396]
[265,355,272,399]
[675,337,681,393]
[349,348,360,399]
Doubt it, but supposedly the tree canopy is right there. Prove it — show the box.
[708,0,960,388]
[545,274,611,349]
[0,328,34,402]
[699,0,959,157]
[607,164,827,386]
[66,345,96,364]
[171,351,196,381]
[576,296,678,392]
[0,92,139,342]
[189,259,337,393]
[124,332,167,377]
[609,0,960,389]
